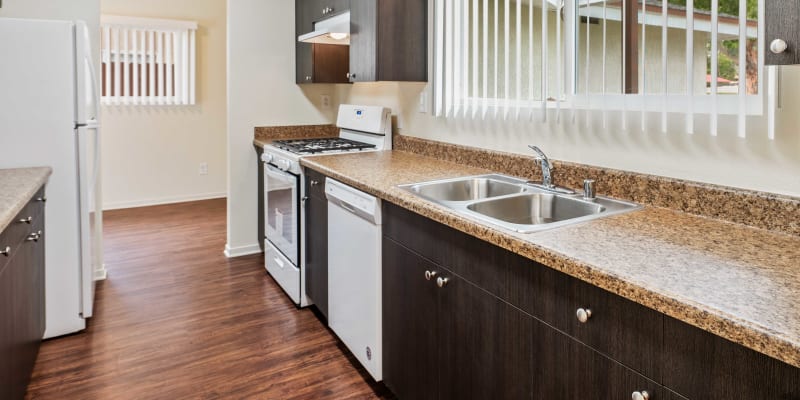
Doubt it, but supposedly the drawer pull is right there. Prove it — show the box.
[36,196,47,202]
[436,276,449,288]
[19,216,33,224]
[1,246,10,256]
[632,391,650,400]
[424,270,437,281]
[26,231,42,242]
[310,180,320,186]
[576,308,592,323]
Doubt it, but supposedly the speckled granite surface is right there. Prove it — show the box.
[395,135,800,236]
[300,150,800,369]
[254,124,338,144]
[0,167,51,232]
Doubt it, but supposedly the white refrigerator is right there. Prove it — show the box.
[0,18,103,338]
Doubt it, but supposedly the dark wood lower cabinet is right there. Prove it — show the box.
[382,238,438,400]
[0,187,46,399]
[304,169,328,318]
[378,201,799,400]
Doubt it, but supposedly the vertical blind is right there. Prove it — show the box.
[100,15,198,106]
[433,0,771,139]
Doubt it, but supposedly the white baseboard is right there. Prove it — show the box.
[224,243,263,258]
[103,192,227,211]
[94,264,107,281]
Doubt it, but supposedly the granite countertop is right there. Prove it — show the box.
[300,150,800,369]
[0,167,52,232]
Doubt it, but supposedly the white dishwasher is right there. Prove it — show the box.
[325,178,383,382]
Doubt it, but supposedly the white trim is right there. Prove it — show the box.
[94,264,108,281]
[224,243,263,258]
[102,192,226,211]
[101,15,198,31]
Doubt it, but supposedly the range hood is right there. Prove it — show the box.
[298,11,350,45]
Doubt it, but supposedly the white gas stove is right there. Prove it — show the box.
[260,104,392,308]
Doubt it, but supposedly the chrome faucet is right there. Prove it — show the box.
[528,145,554,188]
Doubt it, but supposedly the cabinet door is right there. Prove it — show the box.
[304,182,328,318]
[662,315,800,400]
[438,269,534,400]
[0,258,15,400]
[766,0,800,65]
[348,0,377,82]
[382,238,438,400]
[533,319,671,400]
[296,0,317,83]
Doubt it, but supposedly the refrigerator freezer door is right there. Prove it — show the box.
[76,125,100,318]
[0,18,89,337]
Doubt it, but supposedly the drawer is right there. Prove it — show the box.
[662,315,800,400]
[0,189,46,272]
[305,168,327,199]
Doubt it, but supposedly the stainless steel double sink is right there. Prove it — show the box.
[399,174,641,233]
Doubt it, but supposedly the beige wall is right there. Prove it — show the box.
[99,0,227,209]
[226,0,334,256]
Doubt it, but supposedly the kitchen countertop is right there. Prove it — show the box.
[301,150,800,369]
[0,167,52,232]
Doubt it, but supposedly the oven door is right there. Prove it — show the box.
[264,163,300,265]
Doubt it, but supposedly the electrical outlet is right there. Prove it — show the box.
[321,94,331,109]
[419,91,427,113]
[199,162,208,175]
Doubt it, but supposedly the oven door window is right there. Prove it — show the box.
[264,164,299,265]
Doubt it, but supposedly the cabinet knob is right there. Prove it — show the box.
[632,391,650,400]
[436,276,449,288]
[36,196,47,202]
[424,270,437,281]
[310,180,320,186]
[1,246,10,256]
[576,308,592,323]
[26,232,41,242]
[771,39,789,54]
[18,216,32,224]
[305,75,312,81]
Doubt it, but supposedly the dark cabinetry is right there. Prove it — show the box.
[382,201,798,400]
[0,186,46,400]
[304,168,328,318]
[295,0,427,83]
[766,0,800,65]
[295,0,350,84]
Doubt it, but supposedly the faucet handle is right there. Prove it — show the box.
[583,179,596,201]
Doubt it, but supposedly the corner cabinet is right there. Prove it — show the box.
[304,168,328,318]
[382,202,800,400]
[347,0,427,82]
[295,0,428,83]
[0,186,47,400]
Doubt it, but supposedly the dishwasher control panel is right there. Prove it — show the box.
[325,178,381,225]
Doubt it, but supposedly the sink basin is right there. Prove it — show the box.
[404,175,528,202]
[399,174,642,233]
[467,193,604,225]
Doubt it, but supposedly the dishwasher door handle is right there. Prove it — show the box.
[339,201,358,215]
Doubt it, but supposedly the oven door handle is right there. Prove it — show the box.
[264,164,297,184]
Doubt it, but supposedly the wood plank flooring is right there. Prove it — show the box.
[26,199,392,399]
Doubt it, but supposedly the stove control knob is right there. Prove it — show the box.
[276,159,292,172]
[261,153,274,163]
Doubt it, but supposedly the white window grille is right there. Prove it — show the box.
[433,0,773,139]
[100,15,197,106]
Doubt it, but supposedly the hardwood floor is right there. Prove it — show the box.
[26,199,392,399]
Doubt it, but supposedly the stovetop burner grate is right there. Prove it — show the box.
[272,138,376,154]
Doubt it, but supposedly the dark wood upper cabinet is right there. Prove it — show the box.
[296,0,351,84]
[304,168,329,318]
[295,0,427,83]
[766,0,800,65]
[349,0,427,82]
